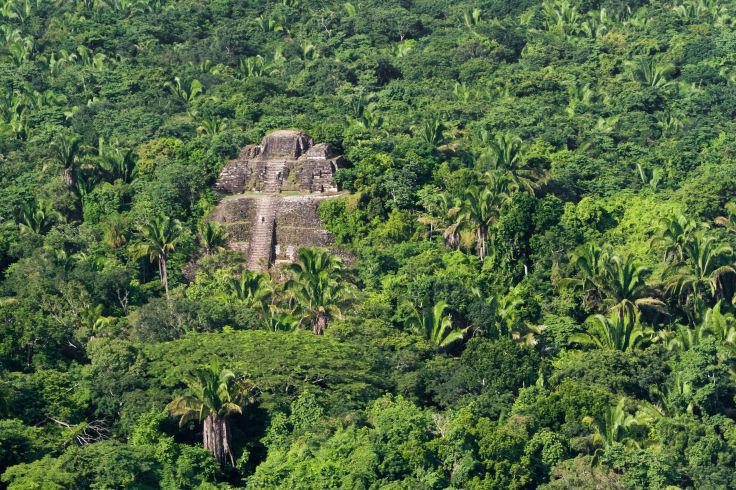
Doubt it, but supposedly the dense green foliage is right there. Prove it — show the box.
[2,0,736,487]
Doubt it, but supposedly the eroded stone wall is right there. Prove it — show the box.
[210,194,339,264]
[215,130,342,194]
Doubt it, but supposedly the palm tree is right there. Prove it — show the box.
[635,163,663,190]
[299,41,318,61]
[656,112,685,139]
[580,8,610,38]
[197,221,227,255]
[46,247,78,275]
[448,176,510,259]
[715,202,736,235]
[349,104,383,130]
[75,170,99,207]
[80,304,110,337]
[51,132,81,186]
[659,301,736,353]
[650,372,694,416]
[665,232,735,319]
[561,242,608,309]
[392,39,416,58]
[132,215,183,300]
[166,366,256,465]
[492,291,525,338]
[599,255,664,320]
[285,247,351,335]
[658,323,709,352]
[629,57,675,88]
[17,200,56,235]
[484,132,548,195]
[470,287,546,345]
[98,147,137,184]
[563,247,664,318]
[453,82,472,103]
[264,306,300,332]
[102,214,128,249]
[672,2,708,22]
[701,301,736,347]
[542,0,583,34]
[165,77,203,103]
[462,7,482,29]
[197,117,228,136]
[238,56,266,78]
[417,115,445,148]
[651,214,699,264]
[229,270,271,309]
[254,14,286,33]
[343,2,357,17]
[570,311,650,352]
[404,300,468,348]
[583,397,636,464]
[566,81,598,116]
[583,397,657,465]
[417,190,454,239]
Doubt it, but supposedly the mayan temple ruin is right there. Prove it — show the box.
[210,130,344,271]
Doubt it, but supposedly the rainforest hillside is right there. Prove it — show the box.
[2,0,736,488]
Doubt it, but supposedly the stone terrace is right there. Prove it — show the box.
[211,130,345,271]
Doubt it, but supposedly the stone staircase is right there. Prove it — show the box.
[246,161,286,270]
[261,160,287,193]
[246,196,277,271]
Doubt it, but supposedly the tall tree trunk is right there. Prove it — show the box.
[478,226,488,260]
[203,414,235,465]
[159,253,170,300]
[314,310,328,335]
[62,167,76,187]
